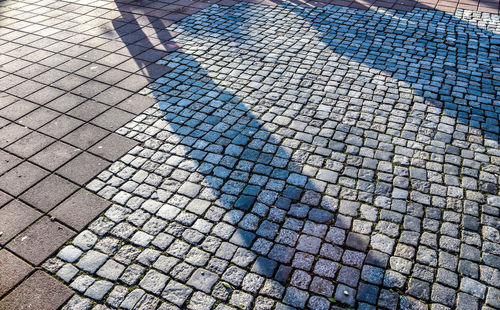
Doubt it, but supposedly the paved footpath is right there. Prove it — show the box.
[0,0,499,309]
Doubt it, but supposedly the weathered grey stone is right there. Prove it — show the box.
[187,268,219,293]
[77,251,108,273]
[139,270,169,294]
[58,245,84,263]
[84,280,113,300]
[162,281,192,306]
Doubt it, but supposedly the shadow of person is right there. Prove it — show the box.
[106,2,382,306]
[106,5,399,306]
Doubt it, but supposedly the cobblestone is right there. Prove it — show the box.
[76,251,108,274]
[57,245,83,263]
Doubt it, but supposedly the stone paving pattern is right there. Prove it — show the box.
[0,0,499,309]
[38,2,500,310]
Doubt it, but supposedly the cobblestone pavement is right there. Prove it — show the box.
[36,3,500,310]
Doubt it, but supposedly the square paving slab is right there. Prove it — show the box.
[7,216,75,266]
[0,250,33,297]
[0,271,73,310]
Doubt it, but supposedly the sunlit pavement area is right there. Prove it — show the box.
[0,0,499,309]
